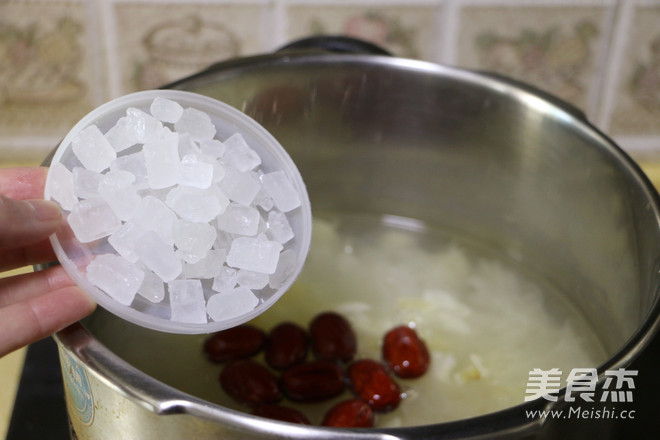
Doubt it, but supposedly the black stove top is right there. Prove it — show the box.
[6,337,70,440]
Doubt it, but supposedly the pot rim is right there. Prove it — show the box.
[54,322,548,440]
[55,50,660,439]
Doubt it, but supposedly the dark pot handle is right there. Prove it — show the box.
[277,35,392,56]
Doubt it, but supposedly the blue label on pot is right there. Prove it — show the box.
[60,350,94,426]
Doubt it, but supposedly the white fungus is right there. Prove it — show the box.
[51,97,303,325]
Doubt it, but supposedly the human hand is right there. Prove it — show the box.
[0,167,96,357]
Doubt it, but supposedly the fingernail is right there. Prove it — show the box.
[27,199,62,222]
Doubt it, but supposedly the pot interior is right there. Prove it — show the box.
[81,54,660,427]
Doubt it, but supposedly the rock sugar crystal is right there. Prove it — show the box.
[48,95,306,327]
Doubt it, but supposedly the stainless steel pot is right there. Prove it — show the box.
[53,37,660,439]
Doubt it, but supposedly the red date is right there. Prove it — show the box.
[206,313,430,427]
[322,398,375,428]
[348,359,401,412]
[204,325,266,363]
[281,359,346,402]
[265,322,308,370]
[309,312,357,362]
[382,325,430,379]
[220,359,282,406]
[252,404,311,425]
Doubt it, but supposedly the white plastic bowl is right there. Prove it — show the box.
[45,90,312,334]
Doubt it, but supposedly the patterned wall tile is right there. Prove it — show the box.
[105,1,272,96]
[285,2,443,61]
[2,0,660,160]
[607,3,660,139]
[454,2,613,115]
[0,0,100,158]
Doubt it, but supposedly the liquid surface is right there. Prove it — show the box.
[86,213,606,426]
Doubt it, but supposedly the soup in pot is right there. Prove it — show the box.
[85,212,606,427]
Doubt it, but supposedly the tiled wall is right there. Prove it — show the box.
[1,0,659,162]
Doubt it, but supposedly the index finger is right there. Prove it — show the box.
[0,285,96,357]
[0,167,49,200]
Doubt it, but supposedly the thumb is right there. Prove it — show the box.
[0,195,62,250]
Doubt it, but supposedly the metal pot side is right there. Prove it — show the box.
[55,50,660,440]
